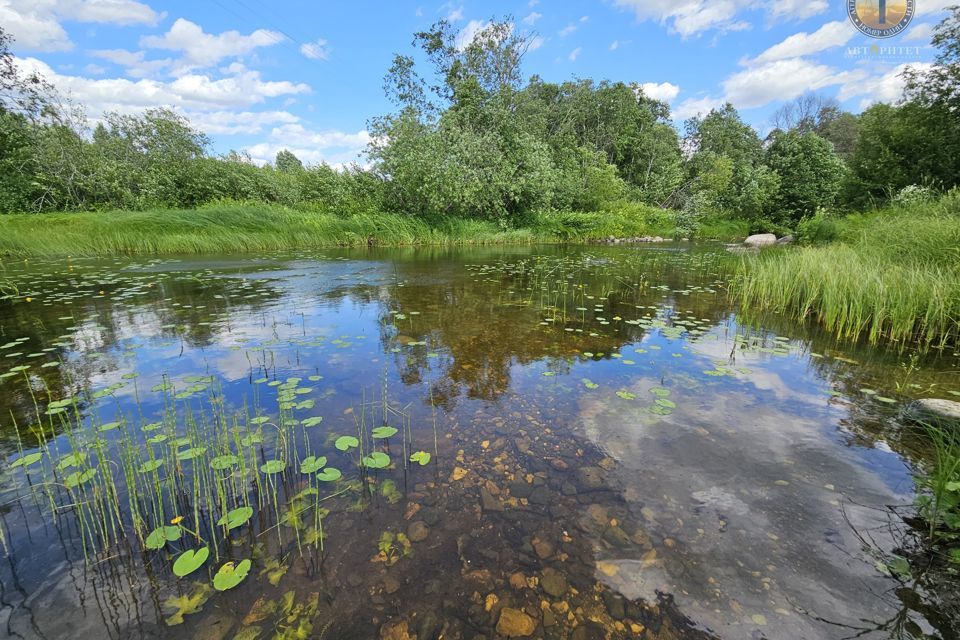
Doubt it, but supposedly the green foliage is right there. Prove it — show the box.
[764,130,844,224]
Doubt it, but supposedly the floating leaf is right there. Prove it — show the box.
[218,506,253,530]
[64,468,96,488]
[409,451,431,466]
[316,467,342,482]
[301,416,324,427]
[210,454,239,470]
[213,559,251,591]
[138,459,164,473]
[176,447,207,461]
[163,584,212,626]
[300,455,327,474]
[371,425,398,439]
[260,460,286,475]
[335,435,359,451]
[146,525,181,550]
[173,547,210,577]
[11,451,43,469]
[56,451,86,470]
[362,451,391,469]
[98,421,122,432]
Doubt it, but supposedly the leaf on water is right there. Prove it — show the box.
[409,451,431,466]
[146,525,181,550]
[316,467,341,482]
[371,425,398,439]
[56,451,86,471]
[213,559,251,591]
[260,460,286,475]
[64,468,96,488]
[173,547,210,577]
[210,454,239,470]
[176,447,207,461]
[98,420,122,432]
[218,506,254,530]
[301,416,323,427]
[334,435,359,451]
[138,459,164,473]
[11,451,43,469]
[163,583,213,626]
[299,455,327,474]
[616,390,636,400]
[362,451,391,469]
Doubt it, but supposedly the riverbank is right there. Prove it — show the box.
[0,204,748,257]
[732,193,960,349]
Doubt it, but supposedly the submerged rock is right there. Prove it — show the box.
[744,233,777,247]
[575,466,605,491]
[540,569,569,597]
[906,398,960,426]
[496,608,537,636]
[406,521,429,542]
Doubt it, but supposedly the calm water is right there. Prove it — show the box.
[0,244,957,639]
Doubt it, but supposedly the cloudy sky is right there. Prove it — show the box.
[2,0,952,166]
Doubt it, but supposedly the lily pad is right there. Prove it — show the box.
[300,455,327,473]
[173,547,210,577]
[218,506,254,530]
[409,451,431,466]
[138,459,164,473]
[316,467,342,482]
[362,451,391,469]
[11,451,43,469]
[335,435,359,451]
[64,468,96,488]
[371,425,398,439]
[260,460,286,475]
[146,525,181,550]
[210,454,239,470]
[213,559,251,591]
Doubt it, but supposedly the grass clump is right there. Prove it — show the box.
[732,193,960,349]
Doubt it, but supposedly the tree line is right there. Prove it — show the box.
[1,10,959,234]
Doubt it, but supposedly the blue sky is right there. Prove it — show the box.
[2,0,953,166]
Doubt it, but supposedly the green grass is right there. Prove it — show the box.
[733,193,960,349]
[0,202,749,257]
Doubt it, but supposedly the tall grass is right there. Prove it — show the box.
[733,193,960,348]
[0,202,750,257]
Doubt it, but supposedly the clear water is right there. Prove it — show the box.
[0,244,957,639]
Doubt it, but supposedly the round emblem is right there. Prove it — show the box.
[847,0,915,38]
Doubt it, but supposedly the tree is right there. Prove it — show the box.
[275,149,304,173]
[765,130,844,223]
[904,6,960,113]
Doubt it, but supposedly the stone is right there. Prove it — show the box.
[380,620,415,640]
[407,521,429,542]
[528,486,551,505]
[496,608,537,637]
[383,575,401,594]
[480,487,504,512]
[744,233,777,248]
[533,539,554,559]
[602,525,632,547]
[574,467,605,491]
[775,234,795,245]
[540,569,568,598]
[509,480,533,499]
[602,591,627,620]
[906,398,960,426]
[509,572,528,590]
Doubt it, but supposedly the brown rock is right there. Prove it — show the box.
[407,521,429,542]
[497,608,537,637]
[380,619,415,640]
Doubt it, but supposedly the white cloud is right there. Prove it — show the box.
[723,57,860,109]
[902,23,935,43]
[140,18,283,70]
[84,63,106,74]
[89,48,172,78]
[300,39,331,61]
[190,110,300,135]
[0,0,161,52]
[522,11,542,26]
[767,0,828,21]
[568,46,582,61]
[612,0,755,37]
[672,95,724,120]
[750,21,853,64]
[916,0,955,17]
[839,62,933,109]
[640,81,680,103]
[446,6,464,21]
[244,123,371,168]
[17,56,310,117]
[455,19,487,50]
[609,40,620,50]
[528,36,546,51]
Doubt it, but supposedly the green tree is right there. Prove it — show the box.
[764,130,844,223]
[275,149,304,173]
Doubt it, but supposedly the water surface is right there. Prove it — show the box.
[0,244,957,639]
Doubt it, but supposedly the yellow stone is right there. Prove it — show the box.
[450,467,469,481]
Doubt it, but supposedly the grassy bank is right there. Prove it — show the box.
[0,203,747,257]
[733,193,960,349]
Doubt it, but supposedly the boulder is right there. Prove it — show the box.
[744,233,777,247]
[776,234,795,245]
[906,398,960,426]
[497,608,537,637]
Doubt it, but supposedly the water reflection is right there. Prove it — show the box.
[0,244,956,639]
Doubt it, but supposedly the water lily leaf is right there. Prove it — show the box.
[300,455,327,474]
[260,460,285,475]
[56,451,86,471]
[163,583,212,626]
[218,506,253,530]
[11,451,43,468]
[146,525,181,550]
[210,454,239,470]
[176,447,207,461]
[98,421,122,432]
[362,451,391,469]
[334,435,359,451]
[371,425,398,439]
[316,467,342,482]
[240,433,263,447]
[64,468,96,487]
[409,451,431,466]
[213,559,251,591]
[139,459,164,473]
[301,416,324,427]
[173,547,210,577]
